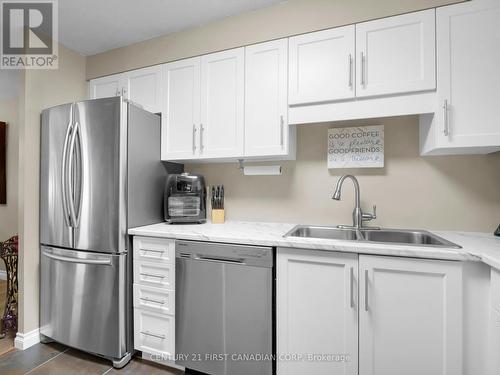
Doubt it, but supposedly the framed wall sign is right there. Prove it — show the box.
[327,125,384,169]
[0,122,5,204]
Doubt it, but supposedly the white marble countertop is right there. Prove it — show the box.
[128,221,500,268]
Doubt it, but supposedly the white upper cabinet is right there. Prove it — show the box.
[89,73,123,99]
[162,58,201,160]
[356,9,436,98]
[89,66,163,113]
[420,0,500,155]
[359,255,462,375]
[245,39,290,157]
[289,26,355,105]
[123,65,163,113]
[200,48,245,158]
[277,248,358,375]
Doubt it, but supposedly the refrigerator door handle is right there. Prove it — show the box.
[61,104,73,228]
[75,121,83,228]
[42,250,112,266]
[67,121,80,228]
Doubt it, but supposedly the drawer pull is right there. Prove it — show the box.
[140,272,165,279]
[140,330,165,340]
[140,297,166,305]
[141,248,165,254]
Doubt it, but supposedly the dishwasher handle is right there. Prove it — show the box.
[193,254,246,264]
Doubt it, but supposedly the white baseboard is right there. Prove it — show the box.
[14,328,40,350]
[0,270,6,280]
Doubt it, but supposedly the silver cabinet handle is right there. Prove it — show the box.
[280,115,284,146]
[141,248,165,254]
[122,88,127,96]
[348,54,353,88]
[361,52,366,87]
[364,269,369,312]
[199,123,204,153]
[349,267,355,309]
[115,89,120,96]
[139,297,166,305]
[140,272,165,279]
[43,251,112,266]
[192,124,197,154]
[443,100,449,136]
[140,331,165,340]
[61,105,73,228]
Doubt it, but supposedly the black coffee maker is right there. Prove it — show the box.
[164,173,206,224]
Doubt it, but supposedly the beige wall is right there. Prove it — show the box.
[86,0,462,79]
[17,44,87,334]
[187,117,500,232]
[0,98,19,271]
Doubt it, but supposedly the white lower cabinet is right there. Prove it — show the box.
[133,237,176,364]
[277,248,358,375]
[359,255,463,375]
[488,308,500,375]
[277,249,463,375]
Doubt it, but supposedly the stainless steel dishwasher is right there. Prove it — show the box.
[176,240,274,375]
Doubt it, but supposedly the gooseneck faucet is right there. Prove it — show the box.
[332,175,378,230]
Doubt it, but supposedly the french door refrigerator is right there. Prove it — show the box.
[39,97,180,367]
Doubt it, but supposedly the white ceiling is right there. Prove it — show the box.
[59,0,284,56]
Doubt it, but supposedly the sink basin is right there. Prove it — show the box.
[361,229,461,248]
[285,225,461,249]
[286,225,359,241]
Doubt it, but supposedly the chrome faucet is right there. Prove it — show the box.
[332,175,378,230]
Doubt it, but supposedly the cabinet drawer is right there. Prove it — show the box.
[134,261,175,290]
[133,284,174,315]
[491,268,500,312]
[134,308,174,358]
[133,236,175,264]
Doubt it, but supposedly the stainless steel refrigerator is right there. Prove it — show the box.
[39,97,181,367]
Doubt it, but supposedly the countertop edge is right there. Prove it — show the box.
[128,222,500,269]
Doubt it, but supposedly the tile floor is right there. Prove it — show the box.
[0,342,184,374]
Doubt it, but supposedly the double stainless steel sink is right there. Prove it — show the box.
[285,225,461,249]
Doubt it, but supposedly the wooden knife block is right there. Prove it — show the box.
[211,209,225,224]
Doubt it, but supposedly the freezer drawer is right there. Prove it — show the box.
[40,246,127,359]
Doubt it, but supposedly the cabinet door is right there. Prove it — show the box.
[277,248,358,375]
[162,57,201,160]
[89,74,123,99]
[356,9,436,98]
[289,26,355,105]
[245,39,289,157]
[200,48,244,158]
[435,0,500,149]
[359,255,462,375]
[489,308,500,375]
[124,65,163,113]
